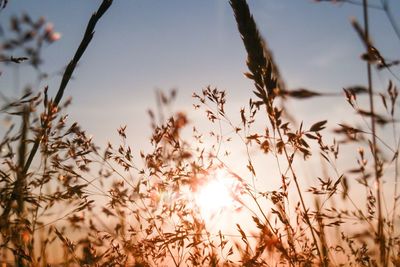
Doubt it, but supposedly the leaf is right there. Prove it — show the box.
[282,88,321,99]
[240,108,246,126]
[247,160,256,176]
[379,93,388,110]
[227,246,234,256]
[333,175,343,189]
[320,152,330,163]
[260,140,270,153]
[300,138,309,148]
[391,151,398,163]
[309,120,327,132]
[351,17,370,50]
[54,228,66,243]
[102,207,115,217]
[345,85,368,95]
[343,88,356,108]
[252,216,264,230]
[246,134,260,143]
[305,133,318,140]
[341,176,349,200]
[338,123,363,133]
[244,72,254,80]
[357,109,391,125]
[236,224,248,245]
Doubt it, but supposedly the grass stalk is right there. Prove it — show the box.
[23,0,113,177]
[230,0,324,264]
[362,0,385,265]
[275,127,324,265]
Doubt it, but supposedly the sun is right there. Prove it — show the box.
[194,169,240,220]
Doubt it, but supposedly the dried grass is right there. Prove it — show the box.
[1,0,400,266]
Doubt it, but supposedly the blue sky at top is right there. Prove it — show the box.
[0,0,399,147]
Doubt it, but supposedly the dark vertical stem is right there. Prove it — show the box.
[362,0,385,265]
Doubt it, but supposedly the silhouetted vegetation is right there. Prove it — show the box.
[1,0,400,266]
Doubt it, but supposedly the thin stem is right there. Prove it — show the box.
[139,197,180,267]
[23,0,113,178]
[380,0,400,42]
[219,160,295,265]
[275,125,324,265]
[362,0,385,265]
[389,137,400,263]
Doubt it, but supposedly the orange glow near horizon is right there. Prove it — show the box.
[195,169,241,221]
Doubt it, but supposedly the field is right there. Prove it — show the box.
[1,0,400,266]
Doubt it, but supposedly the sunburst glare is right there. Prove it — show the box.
[195,169,242,220]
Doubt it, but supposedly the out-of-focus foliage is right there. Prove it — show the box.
[1,0,400,266]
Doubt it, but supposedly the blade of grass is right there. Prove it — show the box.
[230,0,324,264]
[23,0,113,176]
[0,0,113,231]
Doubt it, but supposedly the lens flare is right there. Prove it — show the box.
[195,169,240,220]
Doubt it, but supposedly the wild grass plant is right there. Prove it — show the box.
[0,0,400,266]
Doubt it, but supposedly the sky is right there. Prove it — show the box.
[1,1,400,258]
[1,0,399,149]
[1,0,400,198]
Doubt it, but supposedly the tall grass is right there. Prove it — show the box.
[1,0,400,266]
